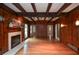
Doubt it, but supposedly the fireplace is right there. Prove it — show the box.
[8,32,22,50]
[11,35,20,49]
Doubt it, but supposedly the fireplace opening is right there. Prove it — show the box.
[11,35,20,49]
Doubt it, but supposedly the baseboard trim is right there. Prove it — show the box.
[67,43,78,51]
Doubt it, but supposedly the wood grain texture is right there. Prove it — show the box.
[16,38,76,55]
[0,5,25,54]
[55,7,79,53]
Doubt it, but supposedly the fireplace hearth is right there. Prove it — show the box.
[8,32,22,50]
[11,35,20,49]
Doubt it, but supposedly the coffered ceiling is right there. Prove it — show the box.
[3,3,79,23]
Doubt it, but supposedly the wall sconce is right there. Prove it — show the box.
[75,20,79,26]
[61,24,65,28]
[61,24,67,28]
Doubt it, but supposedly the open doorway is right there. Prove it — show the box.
[47,25,53,41]
[30,25,36,38]
[24,24,28,39]
[55,23,61,42]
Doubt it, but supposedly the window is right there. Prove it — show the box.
[24,24,28,38]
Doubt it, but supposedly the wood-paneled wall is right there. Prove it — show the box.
[35,25,48,39]
[57,8,79,53]
[0,5,25,54]
[29,24,55,40]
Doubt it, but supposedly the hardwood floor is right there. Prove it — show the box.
[16,38,76,55]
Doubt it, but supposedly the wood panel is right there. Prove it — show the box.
[0,5,25,54]
[0,22,2,54]
[35,25,48,39]
[70,10,79,48]
[0,21,8,54]
[57,8,79,53]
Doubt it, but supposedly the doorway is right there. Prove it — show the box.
[55,23,61,41]
[47,25,53,41]
[24,24,28,39]
[30,25,36,38]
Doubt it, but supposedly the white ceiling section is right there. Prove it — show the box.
[49,3,64,12]
[45,17,52,20]
[32,17,38,21]
[24,17,32,21]
[62,3,79,12]
[35,3,48,12]
[20,3,34,12]
[4,3,21,12]
[38,17,44,20]
[52,17,59,21]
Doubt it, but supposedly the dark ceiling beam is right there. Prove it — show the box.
[28,20,54,25]
[57,3,72,15]
[44,17,46,21]
[31,3,37,12]
[23,17,33,22]
[37,17,40,21]
[23,17,30,23]
[47,3,72,24]
[29,20,54,25]
[30,17,36,23]
[16,12,58,17]
[44,3,52,20]
[13,3,26,12]
[0,3,16,15]
[47,17,54,23]
[69,5,79,13]
[13,3,35,22]
[31,3,38,22]
[31,3,39,21]
[13,3,36,22]
[24,17,35,23]
[46,3,52,12]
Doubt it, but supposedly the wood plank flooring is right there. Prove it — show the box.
[16,38,76,55]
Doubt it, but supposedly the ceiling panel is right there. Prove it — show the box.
[38,17,44,20]
[20,3,34,12]
[52,17,59,21]
[24,17,32,21]
[35,3,48,12]
[49,3,64,12]
[4,3,21,12]
[45,17,52,20]
[32,17,38,21]
[62,3,79,12]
